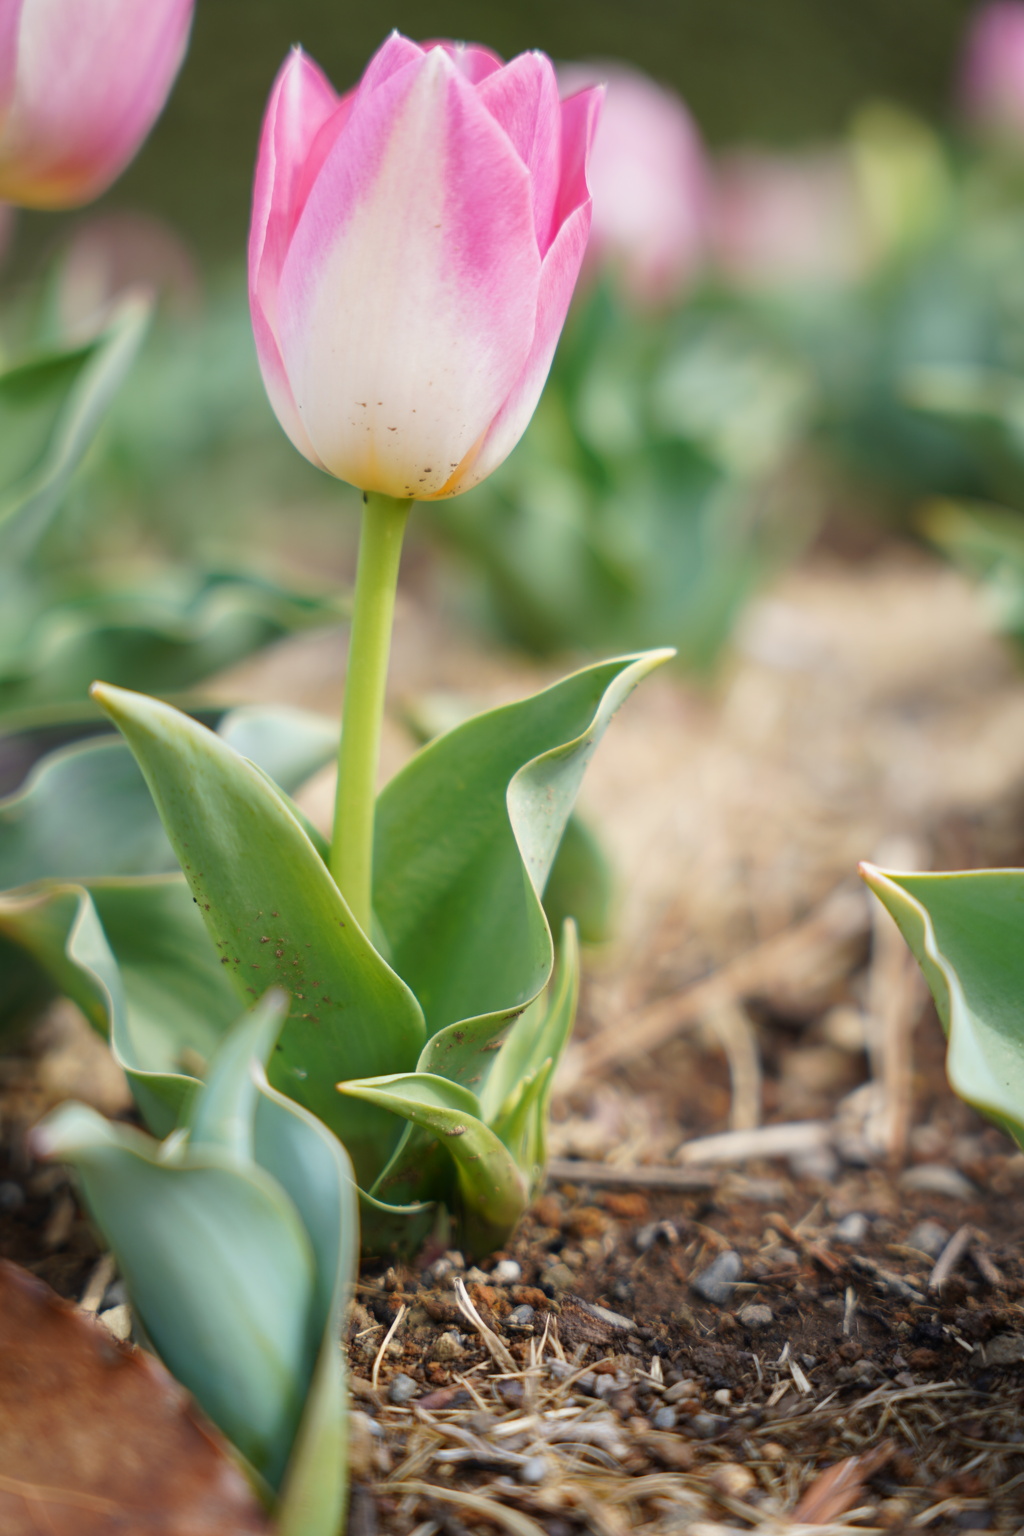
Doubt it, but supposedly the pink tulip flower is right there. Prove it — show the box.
[249,33,602,501]
[560,62,709,307]
[959,1,1024,141]
[0,0,194,209]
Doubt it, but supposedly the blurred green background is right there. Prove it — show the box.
[13,0,980,269]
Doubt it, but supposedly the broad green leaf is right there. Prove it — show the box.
[40,996,358,1523]
[485,920,580,1184]
[374,651,671,1075]
[37,1102,317,1486]
[861,864,1024,1144]
[0,877,237,1132]
[339,1072,527,1256]
[254,1077,357,1536]
[92,684,425,1184]
[189,989,288,1160]
[0,294,151,559]
[0,703,337,887]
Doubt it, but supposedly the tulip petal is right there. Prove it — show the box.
[0,0,193,208]
[428,41,504,85]
[478,52,563,253]
[437,86,601,496]
[250,48,342,467]
[278,47,539,499]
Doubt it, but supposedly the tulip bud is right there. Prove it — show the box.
[249,33,602,500]
[959,1,1024,142]
[559,62,710,307]
[0,0,195,210]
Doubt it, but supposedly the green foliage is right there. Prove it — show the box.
[0,294,151,558]
[427,286,811,668]
[923,500,1024,651]
[0,704,337,1133]
[54,653,669,1251]
[860,864,1024,1145]
[38,990,357,1534]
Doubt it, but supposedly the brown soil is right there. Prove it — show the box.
[4,539,1024,1533]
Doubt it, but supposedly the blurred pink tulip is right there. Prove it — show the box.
[249,33,601,501]
[0,0,194,209]
[959,1,1024,140]
[712,150,867,289]
[560,62,709,306]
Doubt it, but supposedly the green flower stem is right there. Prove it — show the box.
[330,492,411,930]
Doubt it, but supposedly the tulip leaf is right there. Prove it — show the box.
[40,995,358,1522]
[254,1078,357,1536]
[38,1101,318,1485]
[0,703,337,887]
[188,988,288,1160]
[861,864,1024,1145]
[485,920,579,1184]
[0,294,152,559]
[374,650,671,1076]
[339,1072,527,1255]
[92,683,425,1184]
[0,877,238,1132]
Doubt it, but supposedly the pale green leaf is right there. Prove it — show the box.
[339,1072,527,1256]
[374,651,671,1088]
[37,1102,317,1486]
[861,863,1024,1144]
[92,683,425,1183]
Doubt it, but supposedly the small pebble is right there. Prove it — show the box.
[490,1259,521,1284]
[737,1302,773,1330]
[434,1331,465,1361]
[899,1164,975,1200]
[977,1333,1024,1366]
[463,1266,489,1284]
[0,1181,24,1212]
[691,1250,742,1306]
[663,1379,698,1404]
[518,1455,547,1485]
[388,1373,418,1404]
[541,1262,576,1293]
[690,1411,726,1439]
[833,1212,869,1245]
[906,1219,950,1258]
[507,1304,535,1326]
[709,1463,756,1498]
[652,1406,677,1430]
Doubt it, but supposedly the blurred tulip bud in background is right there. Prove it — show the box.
[55,211,200,342]
[249,33,601,500]
[559,61,710,307]
[712,148,868,290]
[959,1,1024,142]
[0,0,195,209]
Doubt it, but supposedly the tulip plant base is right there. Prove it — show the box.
[3,545,1024,1528]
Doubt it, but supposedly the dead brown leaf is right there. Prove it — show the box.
[0,1260,270,1535]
